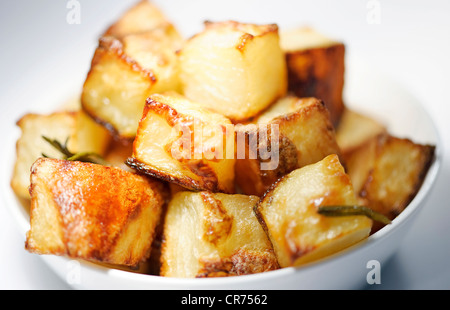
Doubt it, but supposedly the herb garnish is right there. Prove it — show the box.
[317,205,392,225]
[41,136,108,165]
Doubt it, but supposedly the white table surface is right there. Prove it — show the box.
[0,0,449,290]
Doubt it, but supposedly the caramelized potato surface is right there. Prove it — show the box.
[26,158,167,267]
[281,27,345,126]
[161,191,279,277]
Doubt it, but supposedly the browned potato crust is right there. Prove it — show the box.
[281,27,345,126]
[25,158,167,267]
[345,133,435,221]
[160,191,279,277]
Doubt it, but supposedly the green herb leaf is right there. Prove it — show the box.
[41,136,73,158]
[41,135,109,166]
[317,205,392,225]
[66,152,109,165]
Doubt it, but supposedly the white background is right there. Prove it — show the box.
[0,0,449,289]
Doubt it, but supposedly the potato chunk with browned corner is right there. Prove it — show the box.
[345,133,435,221]
[235,96,341,196]
[25,158,167,267]
[126,92,235,193]
[280,27,345,126]
[178,21,287,122]
[160,191,279,278]
[81,24,184,140]
[254,154,372,268]
[11,111,111,199]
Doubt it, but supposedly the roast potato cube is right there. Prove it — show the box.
[178,21,287,122]
[336,108,387,156]
[81,37,155,140]
[280,27,345,126]
[25,158,167,267]
[11,111,111,199]
[160,191,279,278]
[81,24,183,140]
[103,0,169,38]
[345,133,435,220]
[255,96,341,169]
[235,96,341,196]
[254,154,372,268]
[126,92,235,193]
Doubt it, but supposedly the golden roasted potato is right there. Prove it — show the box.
[345,133,435,220]
[336,108,387,156]
[280,27,345,126]
[126,92,235,193]
[235,96,341,196]
[25,158,167,267]
[254,154,372,268]
[160,191,279,278]
[103,0,170,38]
[11,111,111,199]
[178,20,287,122]
[81,23,184,140]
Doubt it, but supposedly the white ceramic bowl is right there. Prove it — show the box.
[0,53,441,289]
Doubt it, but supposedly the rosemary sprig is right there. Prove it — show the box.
[42,136,73,158]
[317,205,392,225]
[41,136,109,165]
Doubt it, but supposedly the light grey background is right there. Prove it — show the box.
[0,0,449,289]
